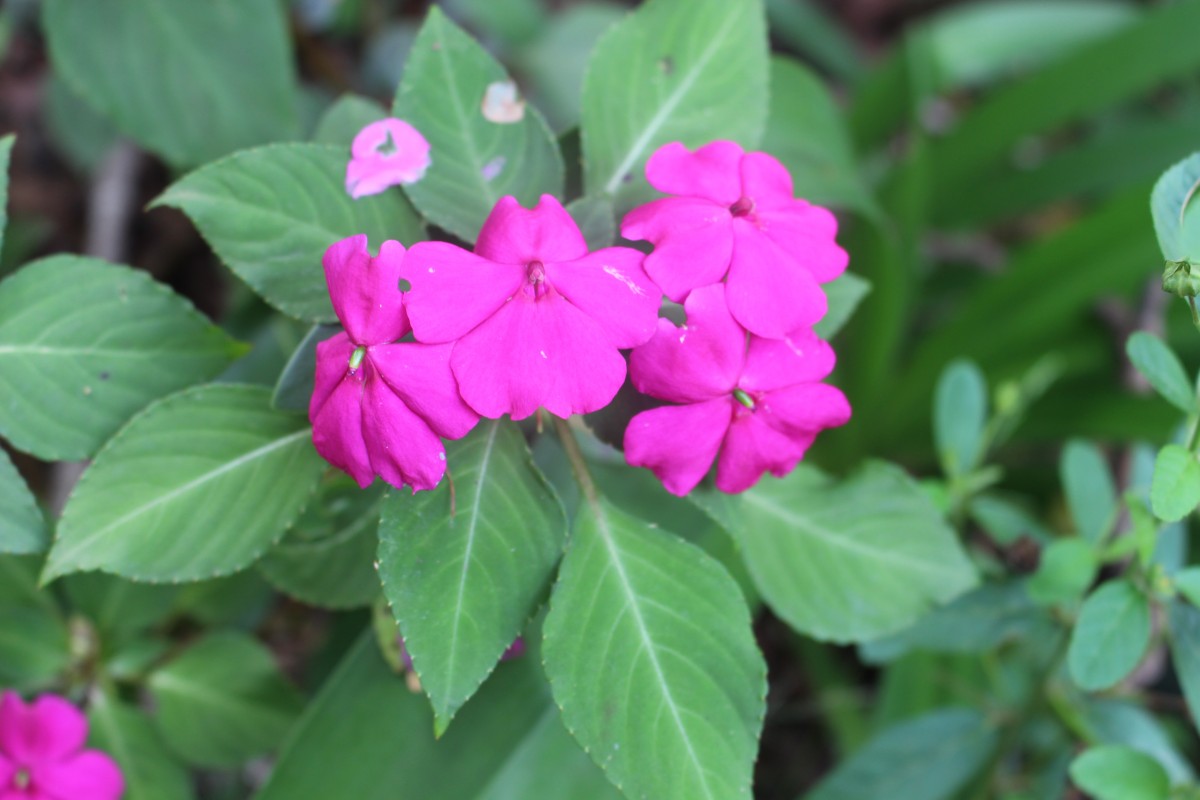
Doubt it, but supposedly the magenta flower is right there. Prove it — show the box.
[310,235,478,491]
[345,118,431,199]
[403,195,662,420]
[624,285,850,496]
[0,692,123,800]
[621,140,848,339]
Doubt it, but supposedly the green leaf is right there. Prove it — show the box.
[45,385,324,583]
[933,359,988,478]
[1126,332,1195,414]
[1027,539,1097,607]
[1082,698,1196,786]
[968,494,1052,545]
[0,447,46,554]
[1151,151,1200,262]
[804,709,998,800]
[1167,601,1200,727]
[42,0,299,169]
[313,94,387,146]
[814,272,871,340]
[393,7,564,242]
[0,134,12,252]
[148,632,303,768]
[1068,580,1151,691]
[62,572,178,639]
[543,498,766,800]
[1173,567,1200,608]
[1060,440,1117,543]
[272,324,339,412]
[0,606,69,691]
[762,0,861,83]
[378,421,566,733]
[565,195,616,251]
[153,144,423,322]
[0,255,243,460]
[89,690,194,800]
[731,462,977,642]
[1070,746,1170,800]
[1151,444,1200,522]
[44,76,117,173]
[581,0,769,211]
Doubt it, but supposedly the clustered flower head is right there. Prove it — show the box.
[312,123,850,496]
[0,691,124,800]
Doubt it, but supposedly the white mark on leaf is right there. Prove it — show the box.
[481,81,525,124]
[481,156,506,181]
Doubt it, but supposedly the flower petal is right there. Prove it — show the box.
[725,222,827,338]
[34,751,124,800]
[403,241,524,343]
[450,292,626,420]
[550,247,660,348]
[759,383,851,438]
[738,151,793,208]
[346,118,431,198]
[323,235,409,345]
[310,341,373,488]
[0,693,87,766]
[739,328,836,393]
[620,197,732,303]
[624,399,731,497]
[475,195,588,265]
[370,342,479,440]
[0,752,13,788]
[309,332,355,419]
[361,375,448,492]
[757,205,847,284]
[628,284,743,404]
[715,412,810,494]
[644,141,744,204]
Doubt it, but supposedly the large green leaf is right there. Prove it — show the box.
[312,94,387,147]
[1070,746,1170,800]
[1151,151,1200,263]
[543,498,766,800]
[0,255,243,460]
[378,420,566,732]
[0,447,46,555]
[148,632,304,768]
[42,0,298,169]
[730,462,977,642]
[89,690,194,800]
[580,0,769,211]
[62,572,178,639]
[933,360,987,479]
[1068,580,1151,691]
[393,7,564,241]
[45,385,324,583]
[1150,444,1200,523]
[154,144,423,321]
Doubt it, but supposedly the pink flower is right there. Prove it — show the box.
[345,118,432,199]
[310,235,478,491]
[621,140,848,339]
[0,692,123,800]
[403,195,661,420]
[624,285,850,496]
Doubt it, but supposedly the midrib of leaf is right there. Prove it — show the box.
[432,23,496,207]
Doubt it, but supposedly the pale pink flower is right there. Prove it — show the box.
[310,235,478,491]
[345,118,431,199]
[621,141,847,339]
[624,285,850,496]
[0,692,123,800]
[403,195,661,420]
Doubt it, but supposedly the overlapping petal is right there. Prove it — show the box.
[35,752,124,800]
[644,140,743,204]
[621,197,732,302]
[403,241,524,343]
[715,412,810,494]
[738,151,794,208]
[759,384,852,438]
[0,695,86,766]
[725,222,826,338]
[624,399,732,497]
[550,247,660,348]
[757,206,847,283]
[323,235,409,345]
[475,195,588,265]
[310,349,373,488]
[740,328,836,392]
[361,373,448,492]
[371,342,478,439]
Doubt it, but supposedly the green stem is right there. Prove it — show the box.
[552,416,599,509]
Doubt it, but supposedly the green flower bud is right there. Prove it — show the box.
[1163,259,1200,298]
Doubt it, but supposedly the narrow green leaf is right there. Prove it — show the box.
[1173,567,1200,608]
[0,255,243,460]
[814,272,871,340]
[0,134,12,253]
[933,360,988,478]
[89,690,194,800]
[1167,601,1200,727]
[1151,151,1200,262]
[1027,538,1098,607]
[1151,444,1200,522]
[43,0,299,169]
[45,385,324,583]
[968,494,1052,545]
[1068,580,1151,691]
[581,0,769,211]
[1070,746,1170,800]
[1126,332,1195,414]
[0,447,46,555]
[565,195,616,251]
[153,144,423,322]
[1061,440,1117,543]
[272,324,339,412]
[731,462,977,643]
[313,94,387,147]
[543,498,766,800]
[378,421,566,733]
[394,7,564,241]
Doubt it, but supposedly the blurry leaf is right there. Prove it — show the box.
[43,0,299,169]
[0,606,69,691]
[62,572,178,639]
[0,447,46,555]
[1126,332,1195,414]
[1060,440,1117,543]
[446,0,546,47]
[543,498,765,800]
[43,76,117,173]
[581,0,768,211]
[154,144,423,322]
[1167,601,1200,727]
[933,359,988,478]
[89,690,195,800]
[1068,580,1151,691]
[45,385,324,583]
[1069,745,1169,800]
[0,133,11,251]
[0,255,243,460]
[968,494,1051,545]
[1150,444,1200,522]
[1174,567,1200,608]
[1082,698,1196,785]
[378,421,566,733]
[763,0,860,82]
[814,273,871,340]
[0,555,52,610]
[1027,539,1097,606]
[312,94,387,147]
[729,462,977,643]
[393,7,563,242]
[173,571,274,628]
[272,324,340,412]
[149,632,304,768]
[565,195,616,251]
[1151,151,1200,263]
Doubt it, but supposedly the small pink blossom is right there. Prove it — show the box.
[403,195,662,420]
[345,118,432,199]
[310,235,478,491]
[0,692,123,800]
[621,140,848,339]
[624,285,850,496]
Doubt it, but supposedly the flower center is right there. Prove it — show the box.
[729,196,755,218]
[525,260,550,299]
[14,767,30,790]
[733,388,756,410]
[348,346,366,372]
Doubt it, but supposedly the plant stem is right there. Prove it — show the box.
[552,416,599,508]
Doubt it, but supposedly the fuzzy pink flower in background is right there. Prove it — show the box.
[624,285,851,496]
[345,118,431,199]
[403,195,661,420]
[621,140,847,339]
[310,235,478,491]
[0,692,123,800]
